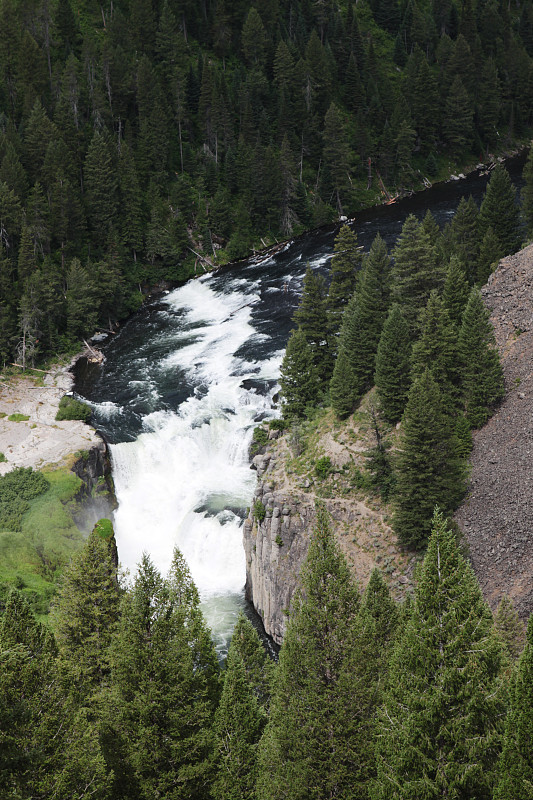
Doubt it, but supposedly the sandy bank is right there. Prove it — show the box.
[0,362,101,476]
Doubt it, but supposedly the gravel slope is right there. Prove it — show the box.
[455,243,533,619]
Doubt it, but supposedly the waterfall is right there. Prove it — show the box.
[105,274,284,652]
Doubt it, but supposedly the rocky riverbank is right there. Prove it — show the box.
[0,362,101,476]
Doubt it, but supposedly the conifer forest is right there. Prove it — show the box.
[1,0,533,797]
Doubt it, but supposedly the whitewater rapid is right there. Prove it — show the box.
[106,274,284,651]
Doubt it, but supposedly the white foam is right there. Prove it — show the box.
[110,277,278,632]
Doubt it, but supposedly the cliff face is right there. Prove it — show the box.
[243,412,414,645]
[455,243,533,620]
[71,441,116,532]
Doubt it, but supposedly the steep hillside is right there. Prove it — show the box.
[456,243,533,620]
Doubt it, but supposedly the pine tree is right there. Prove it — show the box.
[337,569,399,798]
[280,327,321,418]
[443,255,470,326]
[51,519,121,692]
[327,223,362,335]
[393,370,466,549]
[333,238,390,405]
[330,342,357,418]
[294,263,332,382]
[372,510,506,800]
[443,75,474,152]
[494,615,533,799]
[0,590,112,799]
[212,646,264,800]
[458,286,504,428]
[229,614,273,709]
[478,163,522,256]
[449,195,479,283]
[494,595,526,661]
[257,503,360,800]
[83,129,118,245]
[322,102,351,214]
[374,304,412,423]
[391,213,442,331]
[410,289,460,410]
[106,552,219,800]
[477,225,503,285]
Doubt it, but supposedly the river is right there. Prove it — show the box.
[74,154,527,656]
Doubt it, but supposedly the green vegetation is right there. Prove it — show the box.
[314,456,332,480]
[0,463,84,617]
[0,467,49,531]
[55,395,92,422]
[251,426,269,455]
[0,452,6,462]
[253,500,266,524]
[7,413,30,422]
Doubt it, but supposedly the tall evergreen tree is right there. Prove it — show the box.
[106,551,219,800]
[330,341,357,418]
[327,223,362,336]
[372,510,506,800]
[391,213,442,331]
[374,304,412,423]
[212,645,264,800]
[51,519,121,692]
[449,195,480,283]
[410,289,460,410]
[257,503,360,800]
[393,369,466,549]
[442,255,470,326]
[331,236,390,410]
[494,595,526,662]
[294,263,332,382]
[458,286,504,428]
[337,569,399,798]
[478,163,522,256]
[83,130,118,245]
[494,615,533,799]
[476,225,502,285]
[280,327,321,418]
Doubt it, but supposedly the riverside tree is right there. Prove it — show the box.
[372,510,506,800]
[294,263,332,383]
[327,224,362,336]
[257,503,360,800]
[478,163,522,256]
[280,327,320,418]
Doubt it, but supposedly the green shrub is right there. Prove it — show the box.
[253,500,266,523]
[269,418,288,431]
[8,413,30,422]
[0,468,49,531]
[0,453,6,462]
[56,395,92,422]
[275,534,283,547]
[93,518,114,540]
[251,426,269,455]
[314,456,332,480]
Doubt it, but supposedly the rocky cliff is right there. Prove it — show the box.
[455,242,533,620]
[244,244,533,642]
[243,408,415,644]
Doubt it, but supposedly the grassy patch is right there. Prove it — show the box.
[8,413,30,422]
[0,452,6,462]
[0,463,85,618]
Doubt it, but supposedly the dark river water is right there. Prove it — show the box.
[74,153,527,655]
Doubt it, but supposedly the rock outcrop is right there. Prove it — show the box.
[455,243,533,620]
[243,414,415,644]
